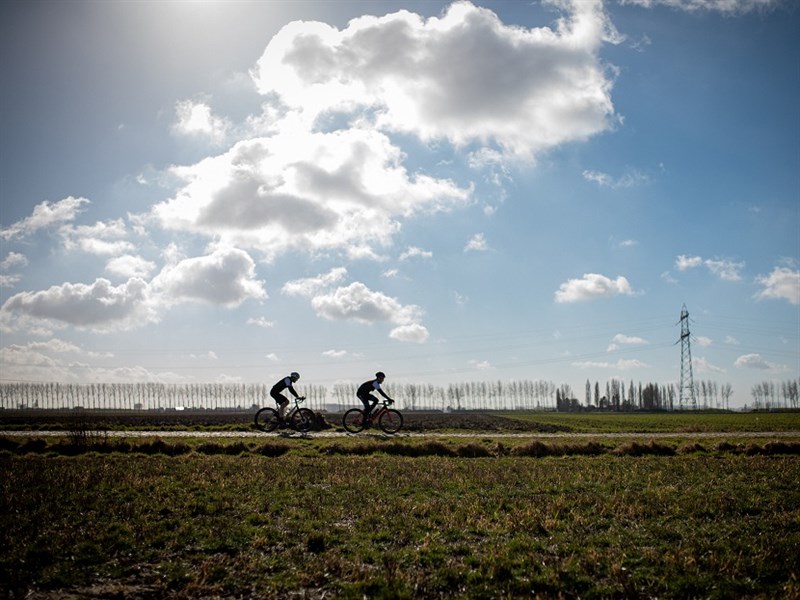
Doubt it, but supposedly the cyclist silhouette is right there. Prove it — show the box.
[271,372,300,422]
[357,371,394,420]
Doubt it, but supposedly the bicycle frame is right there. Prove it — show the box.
[281,395,307,416]
[256,396,314,433]
[365,402,391,424]
[342,400,403,434]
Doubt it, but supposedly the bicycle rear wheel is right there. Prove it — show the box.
[342,408,366,433]
[254,407,280,432]
[292,408,316,432]
[378,409,403,434]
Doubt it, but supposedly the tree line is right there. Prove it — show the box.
[1,377,776,412]
[564,379,735,412]
[749,379,799,410]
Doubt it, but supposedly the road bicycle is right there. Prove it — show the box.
[342,399,403,434]
[254,396,315,433]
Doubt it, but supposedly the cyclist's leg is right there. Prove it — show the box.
[271,390,289,421]
[357,393,378,427]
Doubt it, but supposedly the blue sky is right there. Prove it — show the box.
[1,0,798,409]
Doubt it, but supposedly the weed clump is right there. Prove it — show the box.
[763,441,800,455]
[715,441,743,454]
[511,440,608,457]
[612,441,675,456]
[678,442,707,454]
[512,440,554,457]
[132,438,191,456]
[456,443,492,457]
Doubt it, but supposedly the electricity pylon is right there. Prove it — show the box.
[678,304,696,410]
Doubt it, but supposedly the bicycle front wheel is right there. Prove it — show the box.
[254,407,280,432]
[292,408,316,432]
[378,409,403,434]
[342,408,365,433]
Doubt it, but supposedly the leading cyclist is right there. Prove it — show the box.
[357,371,394,422]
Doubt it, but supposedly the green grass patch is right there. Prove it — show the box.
[2,453,799,598]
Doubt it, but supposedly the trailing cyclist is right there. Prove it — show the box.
[271,372,301,424]
[357,371,395,424]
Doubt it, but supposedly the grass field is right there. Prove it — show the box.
[507,410,800,433]
[2,411,799,598]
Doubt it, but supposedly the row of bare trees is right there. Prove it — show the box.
[750,379,799,410]
[577,379,735,412]
[7,377,796,412]
[1,380,561,412]
[0,382,329,412]
[329,380,560,411]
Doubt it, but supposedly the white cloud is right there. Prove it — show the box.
[755,266,800,305]
[675,254,703,270]
[26,338,111,358]
[399,246,432,261]
[695,336,713,347]
[247,317,275,329]
[311,282,421,325]
[151,129,470,261]
[0,342,188,384]
[582,169,649,189]
[735,353,773,370]
[573,358,649,369]
[619,0,780,15]
[1,252,28,270]
[555,273,634,303]
[389,323,430,343]
[470,359,494,370]
[282,267,348,297]
[151,246,267,308]
[172,99,231,144]
[675,254,744,281]
[1,197,89,240]
[251,0,619,161]
[1,277,154,332]
[106,255,157,279]
[0,275,21,288]
[693,356,725,374]
[464,233,489,252]
[607,333,647,351]
[1,247,268,333]
[660,271,678,284]
[704,258,744,282]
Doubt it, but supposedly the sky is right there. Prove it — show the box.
[1,0,798,409]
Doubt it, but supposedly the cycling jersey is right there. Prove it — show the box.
[272,376,298,398]
[357,378,383,397]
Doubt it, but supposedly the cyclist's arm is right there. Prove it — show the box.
[377,388,393,402]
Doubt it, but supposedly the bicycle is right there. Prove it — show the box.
[342,400,403,434]
[254,396,315,433]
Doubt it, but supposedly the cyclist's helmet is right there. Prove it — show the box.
[376,371,386,379]
[290,371,300,380]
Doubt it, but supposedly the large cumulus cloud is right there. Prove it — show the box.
[252,0,619,159]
